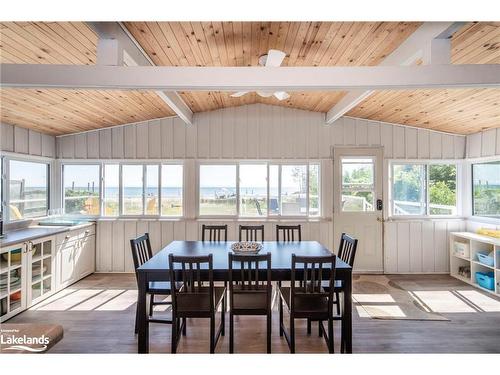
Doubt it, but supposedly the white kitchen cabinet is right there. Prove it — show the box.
[56,226,95,290]
[0,242,28,322]
[26,237,56,306]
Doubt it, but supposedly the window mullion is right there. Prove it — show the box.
[142,165,146,216]
[306,163,310,217]
[236,163,240,217]
[158,163,162,216]
[425,164,430,216]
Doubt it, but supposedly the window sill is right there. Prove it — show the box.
[386,215,465,221]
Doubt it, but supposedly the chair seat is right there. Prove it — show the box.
[279,286,329,316]
[147,281,179,294]
[231,285,269,311]
[176,286,226,314]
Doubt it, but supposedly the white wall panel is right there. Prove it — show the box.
[1,123,14,152]
[14,126,29,154]
[41,133,56,158]
[28,130,42,156]
[87,131,99,159]
[99,129,112,159]
[123,124,137,159]
[74,133,87,158]
[429,132,442,159]
[135,122,149,159]
[442,134,455,159]
[147,119,161,159]
[404,128,417,159]
[111,127,124,159]
[173,118,186,159]
[417,129,430,159]
[481,128,497,157]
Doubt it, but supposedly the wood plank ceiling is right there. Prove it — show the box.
[0,21,499,135]
[0,22,174,135]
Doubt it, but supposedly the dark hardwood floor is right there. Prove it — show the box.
[7,273,500,353]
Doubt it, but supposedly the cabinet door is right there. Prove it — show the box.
[58,242,76,289]
[27,238,55,305]
[76,235,95,279]
[1,243,27,322]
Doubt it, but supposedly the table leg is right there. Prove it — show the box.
[138,272,149,353]
[342,271,353,353]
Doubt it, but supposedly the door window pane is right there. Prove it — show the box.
[239,164,267,217]
[122,165,143,215]
[281,165,307,215]
[103,164,119,217]
[199,165,237,215]
[145,165,159,215]
[341,158,375,212]
[473,161,500,217]
[161,165,183,216]
[269,165,279,216]
[429,164,457,215]
[9,160,48,220]
[63,164,100,215]
[309,164,320,216]
[392,164,425,215]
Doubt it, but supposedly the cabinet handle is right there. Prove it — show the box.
[85,230,90,234]
[65,235,71,240]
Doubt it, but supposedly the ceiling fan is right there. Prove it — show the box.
[230,49,290,101]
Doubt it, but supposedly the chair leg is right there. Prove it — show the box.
[267,312,272,354]
[289,317,295,354]
[221,295,226,336]
[307,318,311,334]
[340,318,345,354]
[171,315,177,354]
[328,318,334,354]
[336,291,341,316]
[134,299,140,334]
[318,320,323,337]
[229,313,234,354]
[182,317,187,336]
[210,314,216,354]
[149,294,154,317]
[279,294,284,337]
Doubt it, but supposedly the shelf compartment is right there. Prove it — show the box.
[471,260,495,270]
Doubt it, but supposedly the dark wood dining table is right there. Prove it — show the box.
[136,240,353,353]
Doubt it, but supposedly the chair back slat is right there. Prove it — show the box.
[290,254,336,311]
[202,224,228,242]
[169,254,214,312]
[276,225,302,242]
[338,233,358,267]
[130,233,153,274]
[239,225,265,242]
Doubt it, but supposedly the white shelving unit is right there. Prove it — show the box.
[450,232,500,295]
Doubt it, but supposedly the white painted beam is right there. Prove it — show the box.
[88,22,193,125]
[2,63,500,91]
[96,39,124,66]
[325,22,463,124]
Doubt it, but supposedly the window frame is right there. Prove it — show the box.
[471,160,500,219]
[196,160,322,219]
[2,154,51,223]
[389,160,460,219]
[61,161,102,217]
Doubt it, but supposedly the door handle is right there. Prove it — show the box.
[376,217,384,223]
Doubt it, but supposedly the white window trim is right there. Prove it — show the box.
[2,154,52,223]
[197,160,322,219]
[388,159,463,219]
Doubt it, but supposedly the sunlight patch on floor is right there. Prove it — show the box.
[412,291,476,313]
[70,289,127,311]
[355,305,406,318]
[33,289,103,311]
[353,294,395,303]
[96,290,137,311]
[455,290,500,312]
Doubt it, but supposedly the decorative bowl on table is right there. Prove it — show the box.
[230,242,263,254]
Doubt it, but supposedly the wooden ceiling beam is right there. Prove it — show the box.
[325,22,464,124]
[2,63,500,91]
[87,22,194,126]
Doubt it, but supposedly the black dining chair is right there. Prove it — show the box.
[238,224,265,242]
[130,233,174,334]
[168,253,226,354]
[278,254,337,353]
[202,224,228,241]
[228,252,272,353]
[276,224,302,242]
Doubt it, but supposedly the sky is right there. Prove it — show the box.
[10,160,47,187]
[473,162,500,185]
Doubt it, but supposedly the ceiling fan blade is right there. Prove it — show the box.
[230,91,249,98]
[265,49,286,67]
[257,91,274,98]
[274,91,290,101]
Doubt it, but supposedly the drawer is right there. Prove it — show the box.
[55,225,95,246]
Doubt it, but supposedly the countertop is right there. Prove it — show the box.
[0,222,95,248]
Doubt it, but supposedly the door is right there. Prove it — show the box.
[333,147,384,272]
[27,238,55,305]
[0,242,27,322]
[58,241,76,288]
[76,235,95,279]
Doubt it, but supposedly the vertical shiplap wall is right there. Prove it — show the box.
[1,123,56,158]
[466,128,500,158]
[54,104,468,273]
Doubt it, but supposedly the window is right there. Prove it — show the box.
[199,165,237,216]
[103,164,119,216]
[239,164,267,217]
[8,159,49,221]
[161,164,183,216]
[199,162,321,217]
[391,163,457,216]
[122,164,159,216]
[341,158,375,212]
[63,164,100,216]
[472,161,500,217]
